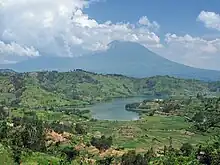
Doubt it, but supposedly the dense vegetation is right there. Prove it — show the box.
[0,70,219,108]
[0,70,220,164]
[125,95,220,132]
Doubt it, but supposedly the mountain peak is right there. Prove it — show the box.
[1,40,220,81]
[108,40,145,49]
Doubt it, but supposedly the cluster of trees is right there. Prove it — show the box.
[46,121,74,134]
[162,102,180,113]
[10,74,26,106]
[189,97,220,132]
[96,137,220,165]
[0,108,87,164]
[125,103,140,110]
[91,135,113,152]
[0,113,46,164]
[121,149,154,165]
[61,146,79,163]
[96,149,154,165]
[158,138,220,165]
[75,123,86,135]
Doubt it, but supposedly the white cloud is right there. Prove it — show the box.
[0,0,161,62]
[197,11,220,31]
[138,16,160,31]
[1,60,17,64]
[2,1,219,70]
[155,33,220,70]
[0,41,40,64]
[0,41,40,57]
[165,33,219,54]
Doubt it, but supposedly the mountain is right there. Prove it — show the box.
[1,41,220,81]
[0,69,16,73]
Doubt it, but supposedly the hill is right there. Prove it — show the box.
[0,69,15,73]
[0,70,216,108]
[1,41,220,81]
[1,70,220,164]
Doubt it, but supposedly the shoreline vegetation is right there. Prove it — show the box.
[1,70,220,164]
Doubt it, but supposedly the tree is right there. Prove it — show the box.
[21,117,46,151]
[121,151,150,165]
[192,112,204,123]
[144,147,154,162]
[148,110,155,116]
[62,146,79,162]
[97,156,114,165]
[121,150,136,165]
[0,106,9,120]
[192,97,220,132]
[75,123,86,135]
[134,154,148,165]
[91,136,113,152]
[180,143,193,156]
[196,93,204,100]
[0,120,8,139]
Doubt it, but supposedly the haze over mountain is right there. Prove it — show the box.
[1,41,220,81]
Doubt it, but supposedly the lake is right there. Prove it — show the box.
[88,96,155,121]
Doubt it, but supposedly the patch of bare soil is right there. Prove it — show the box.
[46,129,72,145]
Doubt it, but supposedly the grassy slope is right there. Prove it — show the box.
[35,71,137,102]
[137,76,209,96]
[0,71,214,108]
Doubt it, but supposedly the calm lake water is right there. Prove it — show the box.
[88,96,155,121]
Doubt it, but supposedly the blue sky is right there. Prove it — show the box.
[86,0,220,36]
[0,0,220,70]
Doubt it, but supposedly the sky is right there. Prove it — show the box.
[0,0,220,70]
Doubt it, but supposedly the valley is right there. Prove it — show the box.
[2,1,220,164]
[0,70,220,164]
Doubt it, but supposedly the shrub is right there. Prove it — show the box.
[91,136,113,151]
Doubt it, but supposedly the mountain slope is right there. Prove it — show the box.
[0,69,16,73]
[0,70,215,108]
[1,41,220,81]
[71,41,220,81]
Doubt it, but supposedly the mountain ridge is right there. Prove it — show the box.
[1,41,220,81]
[0,69,216,108]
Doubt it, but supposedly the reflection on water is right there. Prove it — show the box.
[89,96,155,121]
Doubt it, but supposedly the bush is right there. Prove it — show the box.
[121,150,151,165]
[61,146,79,162]
[97,156,113,165]
[180,143,193,156]
[91,136,113,151]
[148,110,155,116]
[75,123,86,135]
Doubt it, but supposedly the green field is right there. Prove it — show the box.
[86,115,209,150]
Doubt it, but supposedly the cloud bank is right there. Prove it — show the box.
[157,34,220,70]
[0,0,161,63]
[0,1,220,70]
[154,11,220,70]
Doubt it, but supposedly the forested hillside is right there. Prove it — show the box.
[0,70,216,108]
